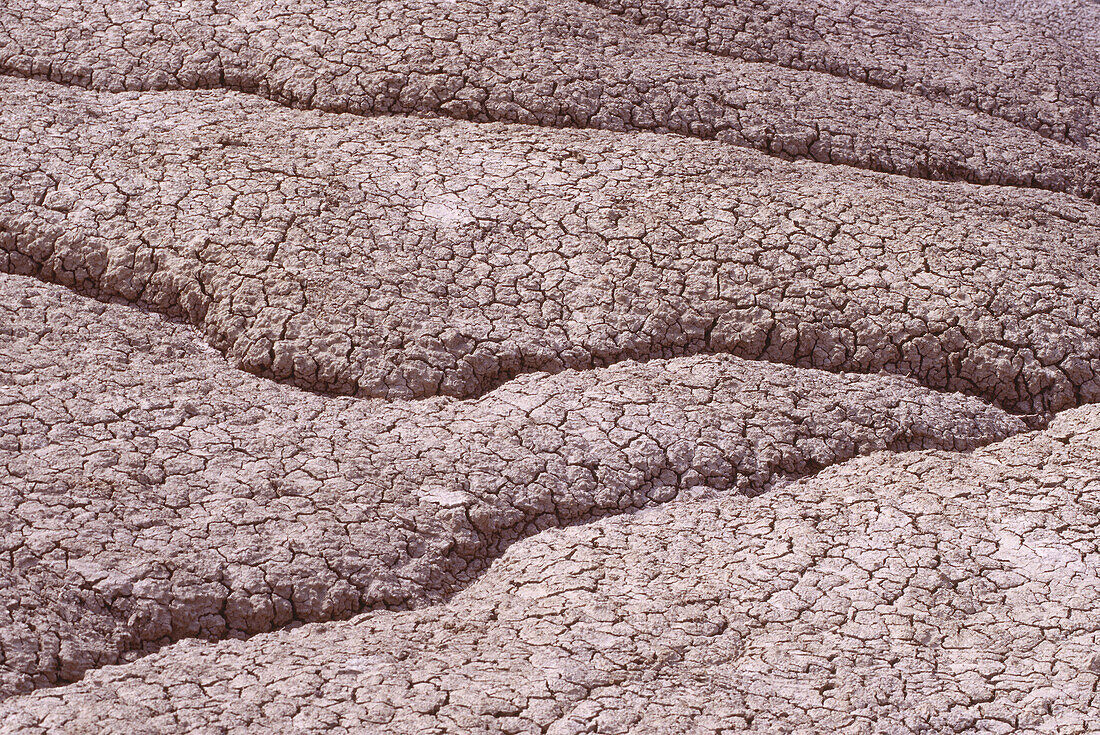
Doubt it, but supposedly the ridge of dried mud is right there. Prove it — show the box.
[1,1,1099,202]
[5,78,1100,415]
[6,405,1099,733]
[0,271,1027,696]
[2,0,1100,733]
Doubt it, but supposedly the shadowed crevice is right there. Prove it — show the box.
[0,270,1038,697]
[576,0,1100,152]
[2,66,1096,206]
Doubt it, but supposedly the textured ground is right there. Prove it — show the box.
[1,0,1099,733]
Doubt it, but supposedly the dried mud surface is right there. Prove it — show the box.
[1,0,1099,733]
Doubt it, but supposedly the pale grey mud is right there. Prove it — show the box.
[1,1,1099,733]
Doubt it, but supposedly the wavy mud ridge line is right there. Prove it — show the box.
[0,0,1099,202]
[4,77,1100,416]
[0,271,1029,697]
[1,0,1099,730]
[580,0,1100,147]
[3,66,1096,206]
[4,395,1099,734]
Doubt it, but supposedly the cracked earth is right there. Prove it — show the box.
[1,0,1099,733]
